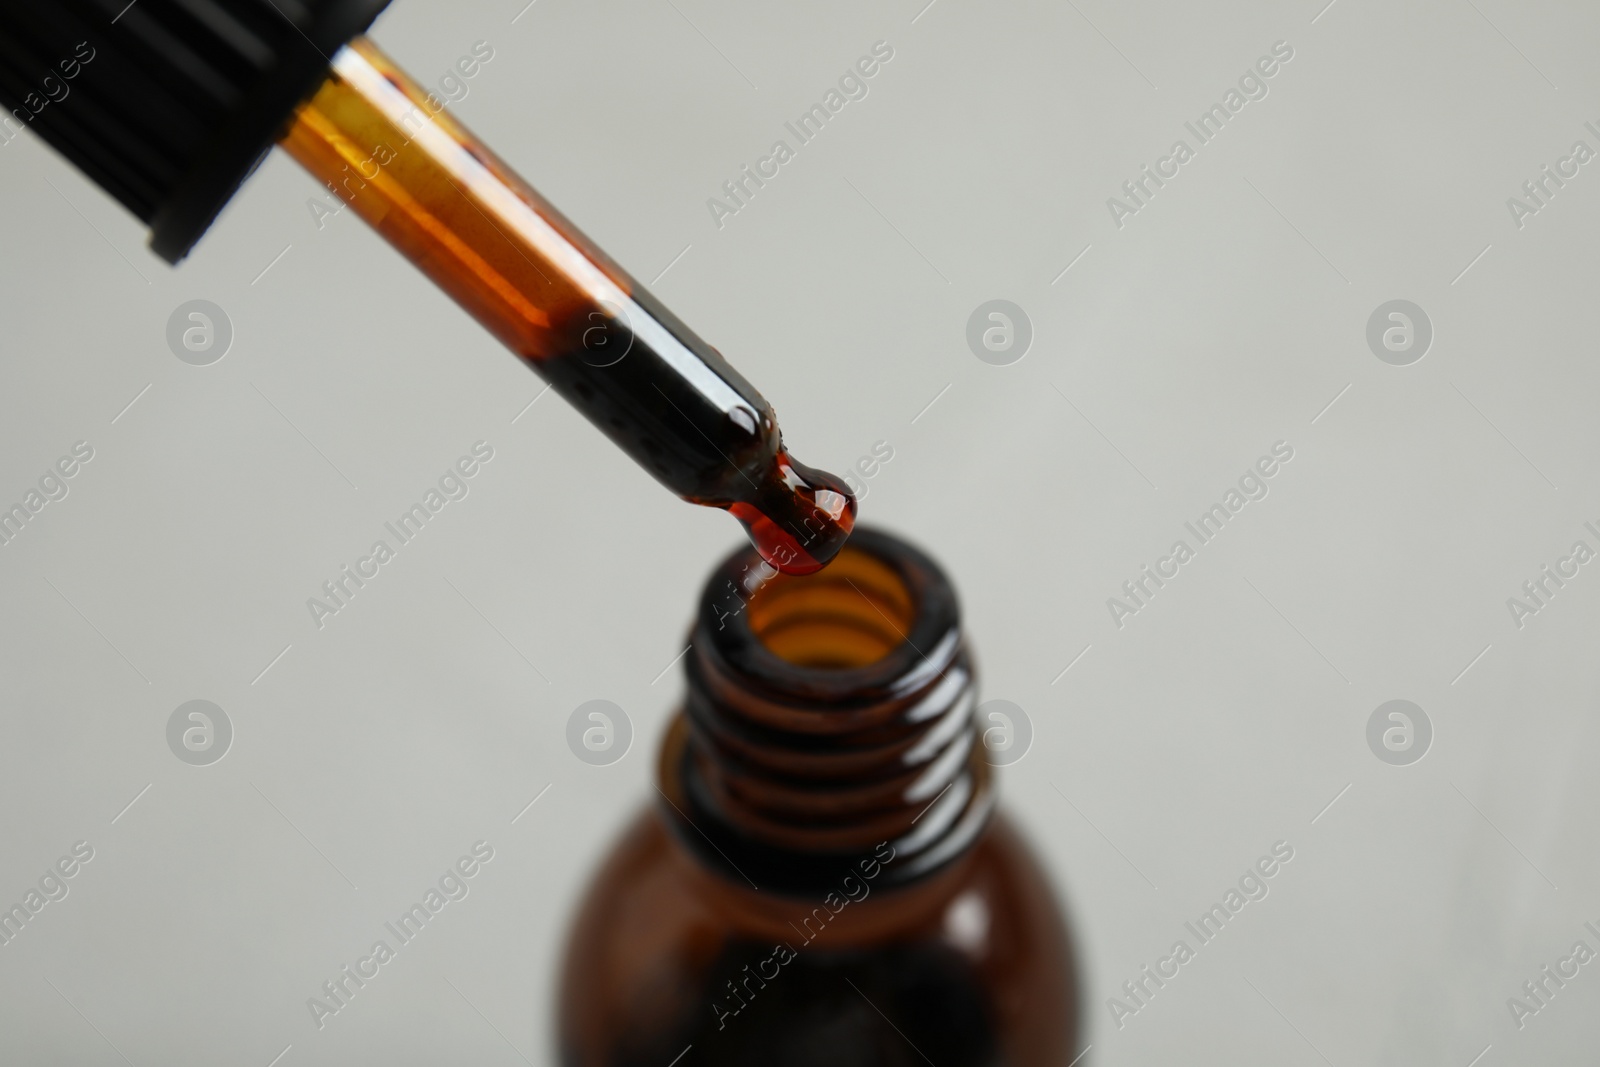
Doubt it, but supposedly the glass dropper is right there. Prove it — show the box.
[279,38,856,575]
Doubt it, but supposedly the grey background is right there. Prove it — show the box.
[1,0,1597,1063]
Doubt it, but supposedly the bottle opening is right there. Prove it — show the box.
[745,546,914,669]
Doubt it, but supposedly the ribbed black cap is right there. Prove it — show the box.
[0,0,391,263]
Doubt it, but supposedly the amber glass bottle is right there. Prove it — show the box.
[559,529,1081,1066]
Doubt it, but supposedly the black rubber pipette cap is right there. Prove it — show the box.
[0,0,391,263]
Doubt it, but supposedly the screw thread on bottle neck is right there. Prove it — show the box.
[659,528,995,893]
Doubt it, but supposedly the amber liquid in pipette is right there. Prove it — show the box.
[280,40,855,574]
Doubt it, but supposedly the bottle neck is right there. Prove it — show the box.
[657,529,995,895]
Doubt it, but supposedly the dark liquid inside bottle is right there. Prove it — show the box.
[691,939,997,1067]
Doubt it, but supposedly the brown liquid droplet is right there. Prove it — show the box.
[727,451,857,576]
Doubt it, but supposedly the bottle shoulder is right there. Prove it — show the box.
[558,805,1081,1067]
